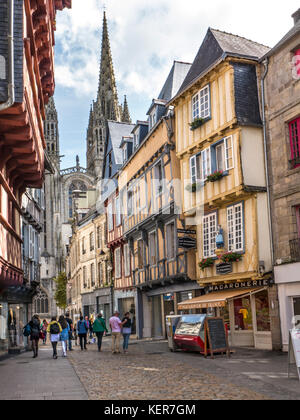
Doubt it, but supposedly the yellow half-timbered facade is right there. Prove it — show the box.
[171,28,280,350]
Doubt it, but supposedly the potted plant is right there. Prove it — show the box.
[199,258,214,271]
[189,117,205,131]
[220,252,242,263]
[207,170,224,183]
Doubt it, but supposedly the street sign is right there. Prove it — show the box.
[177,229,196,235]
[288,329,300,381]
[178,236,197,249]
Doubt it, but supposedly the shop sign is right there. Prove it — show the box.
[178,236,197,249]
[216,262,232,275]
[177,229,196,235]
[205,279,271,293]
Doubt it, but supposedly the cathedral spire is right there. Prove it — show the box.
[122,95,131,123]
[97,11,120,121]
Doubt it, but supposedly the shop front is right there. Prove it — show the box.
[114,289,137,335]
[178,279,275,350]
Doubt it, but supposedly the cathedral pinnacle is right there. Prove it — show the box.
[122,95,131,123]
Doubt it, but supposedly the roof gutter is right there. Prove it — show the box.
[0,0,15,111]
[261,57,274,266]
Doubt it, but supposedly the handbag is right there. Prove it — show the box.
[39,331,45,340]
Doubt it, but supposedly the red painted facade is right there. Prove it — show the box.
[0,0,71,292]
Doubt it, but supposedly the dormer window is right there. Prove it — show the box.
[149,108,157,130]
[192,84,210,121]
[122,145,128,164]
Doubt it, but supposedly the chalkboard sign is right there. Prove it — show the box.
[204,317,230,359]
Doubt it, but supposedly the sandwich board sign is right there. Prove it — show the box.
[288,329,300,381]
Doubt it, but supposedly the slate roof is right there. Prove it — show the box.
[177,28,270,96]
[158,61,192,101]
[107,121,135,165]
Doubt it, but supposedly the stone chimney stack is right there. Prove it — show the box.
[292,9,300,25]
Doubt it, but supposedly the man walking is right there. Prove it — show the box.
[93,313,108,352]
[109,311,124,354]
[65,312,73,351]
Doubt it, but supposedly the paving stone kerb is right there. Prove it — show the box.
[0,347,88,401]
[68,339,300,401]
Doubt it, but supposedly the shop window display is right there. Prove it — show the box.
[220,304,230,331]
[234,297,253,331]
[0,302,8,353]
[255,290,271,332]
[8,304,27,351]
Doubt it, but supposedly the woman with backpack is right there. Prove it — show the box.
[77,316,88,351]
[28,315,41,358]
[58,315,70,357]
[47,316,62,359]
[93,313,108,352]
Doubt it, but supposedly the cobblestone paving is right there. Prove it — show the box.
[68,340,269,400]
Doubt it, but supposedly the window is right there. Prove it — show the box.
[255,290,270,332]
[154,161,163,196]
[124,243,131,277]
[33,289,49,314]
[91,263,95,287]
[127,190,133,216]
[203,212,217,258]
[137,239,144,270]
[82,237,86,255]
[192,84,210,121]
[224,136,234,170]
[107,202,113,231]
[122,146,127,164]
[166,222,176,260]
[212,136,234,173]
[97,226,102,249]
[149,231,157,266]
[202,147,211,180]
[116,196,121,226]
[98,262,103,286]
[215,143,225,172]
[292,48,300,80]
[89,232,94,251]
[227,203,244,252]
[149,109,157,129]
[83,266,87,288]
[190,154,202,184]
[133,132,139,150]
[114,248,121,279]
[289,117,300,167]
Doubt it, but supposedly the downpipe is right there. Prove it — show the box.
[261,58,274,267]
[0,0,15,111]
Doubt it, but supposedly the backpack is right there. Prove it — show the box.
[23,324,31,337]
[50,322,60,335]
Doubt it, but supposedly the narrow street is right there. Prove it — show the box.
[0,339,299,400]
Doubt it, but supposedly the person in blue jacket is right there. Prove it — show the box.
[77,316,89,351]
[58,315,70,357]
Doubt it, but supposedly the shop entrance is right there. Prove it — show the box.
[118,298,136,334]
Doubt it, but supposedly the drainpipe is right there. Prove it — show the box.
[0,0,15,111]
[261,58,274,266]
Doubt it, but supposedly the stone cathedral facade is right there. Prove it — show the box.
[39,11,130,317]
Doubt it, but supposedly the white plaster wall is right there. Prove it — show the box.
[240,127,266,187]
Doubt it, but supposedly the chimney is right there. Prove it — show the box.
[292,9,300,25]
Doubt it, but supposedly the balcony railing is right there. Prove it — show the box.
[290,239,300,262]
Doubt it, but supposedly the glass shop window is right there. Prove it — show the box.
[234,297,253,331]
[255,290,271,332]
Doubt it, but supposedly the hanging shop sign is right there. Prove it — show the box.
[177,229,196,235]
[216,262,233,275]
[178,236,197,249]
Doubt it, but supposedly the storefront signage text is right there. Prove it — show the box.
[205,279,271,293]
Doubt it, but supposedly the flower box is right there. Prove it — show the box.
[199,258,214,271]
[207,170,224,183]
[220,252,242,263]
[189,118,205,131]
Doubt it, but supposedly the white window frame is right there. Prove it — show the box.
[114,247,121,279]
[203,212,217,258]
[192,84,210,121]
[202,147,211,180]
[227,202,244,252]
[115,196,121,226]
[127,189,133,217]
[124,243,131,277]
[190,153,203,184]
[224,136,234,171]
[154,160,163,197]
[107,202,113,231]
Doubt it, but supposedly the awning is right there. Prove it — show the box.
[178,288,266,310]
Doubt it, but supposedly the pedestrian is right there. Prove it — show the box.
[59,315,70,357]
[77,316,88,351]
[109,311,125,354]
[41,319,48,345]
[29,315,41,358]
[89,317,94,342]
[65,312,74,351]
[84,316,91,344]
[47,316,62,359]
[122,312,132,354]
[73,321,78,346]
[93,313,108,352]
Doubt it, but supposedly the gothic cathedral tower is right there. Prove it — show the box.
[86,11,131,181]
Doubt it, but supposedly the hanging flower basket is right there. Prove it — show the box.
[207,170,224,183]
[199,258,214,271]
[220,252,242,263]
[189,118,205,131]
[185,182,203,193]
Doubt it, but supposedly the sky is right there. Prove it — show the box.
[54,0,300,169]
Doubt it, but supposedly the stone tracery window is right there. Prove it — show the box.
[33,289,49,314]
